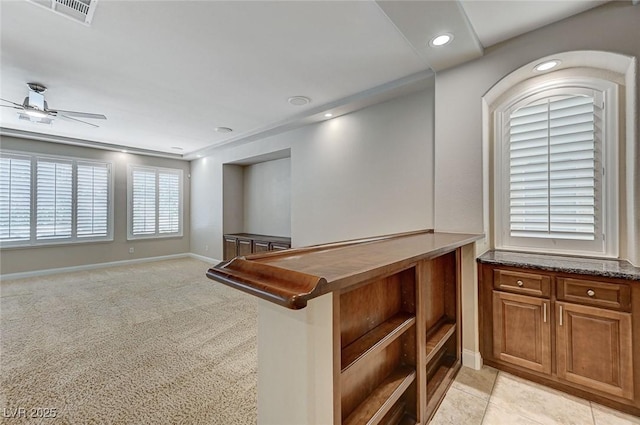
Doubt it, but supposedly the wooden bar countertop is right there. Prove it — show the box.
[206,230,482,309]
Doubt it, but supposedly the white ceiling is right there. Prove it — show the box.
[0,0,608,160]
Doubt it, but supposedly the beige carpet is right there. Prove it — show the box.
[0,258,257,424]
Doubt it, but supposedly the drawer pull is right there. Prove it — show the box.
[516,280,524,287]
[586,289,596,297]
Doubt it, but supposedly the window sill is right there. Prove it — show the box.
[126,233,184,242]
[0,238,114,250]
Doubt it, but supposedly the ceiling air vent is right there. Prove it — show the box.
[27,0,98,25]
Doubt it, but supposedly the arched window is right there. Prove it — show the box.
[493,75,619,257]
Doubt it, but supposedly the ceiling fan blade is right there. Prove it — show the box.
[1,98,24,108]
[1,105,22,110]
[50,109,106,120]
[58,114,100,128]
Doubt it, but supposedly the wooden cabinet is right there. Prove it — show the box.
[223,233,291,260]
[479,256,640,417]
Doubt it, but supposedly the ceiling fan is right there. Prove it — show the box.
[1,83,107,128]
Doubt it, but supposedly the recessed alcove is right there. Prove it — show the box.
[222,149,292,251]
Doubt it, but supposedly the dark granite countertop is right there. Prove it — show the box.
[477,250,640,281]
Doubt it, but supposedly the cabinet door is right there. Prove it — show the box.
[237,238,252,257]
[556,301,633,400]
[254,240,270,253]
[270,242,290,251]
[492,291,551,374]
[224,237,237,261]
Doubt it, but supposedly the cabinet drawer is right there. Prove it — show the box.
[493,269,551,297]
[557,277,631,312]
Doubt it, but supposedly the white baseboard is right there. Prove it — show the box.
[188,253,221,264]
[0,253,191,281]
[462,349,483,370]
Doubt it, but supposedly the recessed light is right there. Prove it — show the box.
[197,155,202,158]
[534,60,560,72]
[324,113,333,118]
[429,33,453,47]
[121,150,127,153]
[214,127,233,133]
[288,96,311,106]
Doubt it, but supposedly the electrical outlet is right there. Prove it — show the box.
[129,247,134,254]
[205,245,209,252]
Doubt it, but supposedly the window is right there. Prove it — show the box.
[495,78,618,257]
[0,154,31,242]
[36,159,73,240]
[0,152,113,247]
[128,166,182,239]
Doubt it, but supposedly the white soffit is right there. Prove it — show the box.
[376,0,484,72]
[460,0,610,48]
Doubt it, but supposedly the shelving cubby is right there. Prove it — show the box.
[421,251,461,420]
[339,267,418,425]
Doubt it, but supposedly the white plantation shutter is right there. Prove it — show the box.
[77,162,110,237]
[129,166,182,238]
[0,152,112,246]
[132,168,157,235]
[509,95,600,241]
[36,159,73,240]
[158,172,180,234]
[0,155,31,242]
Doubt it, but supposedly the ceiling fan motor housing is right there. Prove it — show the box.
[24,90,46,111]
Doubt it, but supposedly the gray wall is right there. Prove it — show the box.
[222,164,244,235]
[434,2,640,241]
[0,136,191,274]
[191,86,435,260]
[243,158,291,237]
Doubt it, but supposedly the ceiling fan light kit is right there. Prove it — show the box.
[1,82,107,128]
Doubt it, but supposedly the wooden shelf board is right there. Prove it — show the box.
[425,321,456,365]
[342,313,416,372]
[344,366,416,425]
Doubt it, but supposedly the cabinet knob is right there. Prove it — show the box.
[587,289,596,297]
[516,280,524,287]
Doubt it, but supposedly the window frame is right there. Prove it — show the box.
[0,150,114,248]
[127,165,183,240]
[493,76,619,258]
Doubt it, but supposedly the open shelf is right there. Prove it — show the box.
[342,313,416,372]
[425,320,456,364]
[425,355,459,418]
[396,415,418,425]
[379,401,418,425]
[344,366,416,425]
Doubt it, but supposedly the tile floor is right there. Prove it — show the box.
[431,366,640,425]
